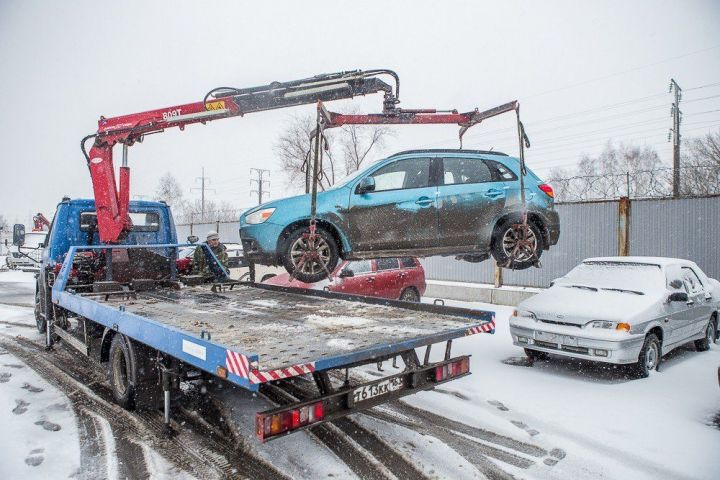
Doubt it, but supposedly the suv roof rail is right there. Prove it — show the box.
[389,148,508,157]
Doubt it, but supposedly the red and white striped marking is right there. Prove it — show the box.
[226,349,315,384]
[249,362,316,384]
[466,317,495,335]
[226,350,251,379]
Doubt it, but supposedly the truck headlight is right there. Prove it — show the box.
[245,208,276,225]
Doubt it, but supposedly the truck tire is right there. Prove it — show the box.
[282,226,339,284]
[109,334,137,410]
[630,333,660,379]
[694,317,717,352]
[490,220,543,270]
[34,288,46,333]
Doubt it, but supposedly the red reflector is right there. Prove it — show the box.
[434,358,470,383]
[539,184,554,198]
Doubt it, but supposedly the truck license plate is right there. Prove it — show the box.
[352,377,404,404]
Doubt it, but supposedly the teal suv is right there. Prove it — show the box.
[240,149,560,282]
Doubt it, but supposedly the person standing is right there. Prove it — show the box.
[193,230,229,276]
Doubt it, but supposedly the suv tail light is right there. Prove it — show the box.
[434,357,470,382]
[256,401,324,441]
[538,184,554,198]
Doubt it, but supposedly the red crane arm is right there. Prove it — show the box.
[83,70,398,243]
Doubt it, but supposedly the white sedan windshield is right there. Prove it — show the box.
[559,261,665,294]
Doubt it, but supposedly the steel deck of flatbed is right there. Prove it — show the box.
[53,246,494,391]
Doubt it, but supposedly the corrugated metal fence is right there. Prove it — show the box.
[174,195,720,287]
[422,195,720,287]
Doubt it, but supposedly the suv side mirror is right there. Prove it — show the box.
[356,177,376,194]
[187,235,199,244]
[668,291,689,303]
[339,268,354,278]
[12,224,25,246]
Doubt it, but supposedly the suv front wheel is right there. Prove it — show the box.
[490,221,543,270]
[281,226,339,283]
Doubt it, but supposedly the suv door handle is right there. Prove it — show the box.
[415,197,433,206]
[484,188,504,198]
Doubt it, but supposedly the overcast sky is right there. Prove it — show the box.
[1,0,719,225]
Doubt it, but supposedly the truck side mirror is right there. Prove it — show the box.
[13,224,25,246]
[187,235,199,244]
[356,177,376,194]
[668,291,688,303]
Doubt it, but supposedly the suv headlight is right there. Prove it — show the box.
[245,208,276,225]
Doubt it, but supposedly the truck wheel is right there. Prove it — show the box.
[694,318,717,352]
[109,334,136,410]
[34,288,47,333]
[282,226,339,283]
[399,287,420,302]
[630,333,660,379]
[490,221,543,270]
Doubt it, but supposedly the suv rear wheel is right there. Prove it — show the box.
[399,287,420,302]
[491,221,543,270]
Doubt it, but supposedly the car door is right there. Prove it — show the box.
[681,267,713,339]
[374,257,402,299]
[436,157,508,248]
[333,260,374,296]
[347,157,438,252]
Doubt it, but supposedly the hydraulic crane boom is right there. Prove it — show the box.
[83,70,399,243]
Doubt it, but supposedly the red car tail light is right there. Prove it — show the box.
[538,184,554,198]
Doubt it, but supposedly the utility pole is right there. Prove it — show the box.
[669,79,682,198]
[191,167,215,221]
[250,168,271,205]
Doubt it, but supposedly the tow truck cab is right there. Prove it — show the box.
[35,197,176,330]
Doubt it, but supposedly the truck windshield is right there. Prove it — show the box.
[559,262,664,294]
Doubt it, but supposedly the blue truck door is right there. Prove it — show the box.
[347,157,438,252]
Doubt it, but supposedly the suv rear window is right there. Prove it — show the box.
[80,211,160,232]
[486,160,518,181]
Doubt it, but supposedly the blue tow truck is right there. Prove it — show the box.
[22,197,495,441]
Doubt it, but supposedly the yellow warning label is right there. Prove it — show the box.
[205,100,226,111]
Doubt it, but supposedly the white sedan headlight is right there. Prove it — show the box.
[513,309,536,320]
[245,208,276,225]
[588,320,615,329]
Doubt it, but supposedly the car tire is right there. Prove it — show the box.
[281,226,339,284]
[108,334,136,410]
[399,287,420,302]
[630,333,661,379]
[524,348,548,362]
[34,286,47,333]
[490,220,544,270]
[260,273,276,283]
[694,317,717,352]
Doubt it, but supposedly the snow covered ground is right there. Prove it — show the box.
[1,268,718,479]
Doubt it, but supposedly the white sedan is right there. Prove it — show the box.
[510,257,720,378]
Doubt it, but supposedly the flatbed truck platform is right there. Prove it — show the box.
[48,244,495,441]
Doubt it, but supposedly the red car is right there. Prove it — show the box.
[263,257,426,302]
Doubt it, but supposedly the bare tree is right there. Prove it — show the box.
[178,199,239,223]
[680,129,720,195]
[547,142,663,201]
[154,172,185,209]
[0,214,7,231]
[275,112,393,193]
